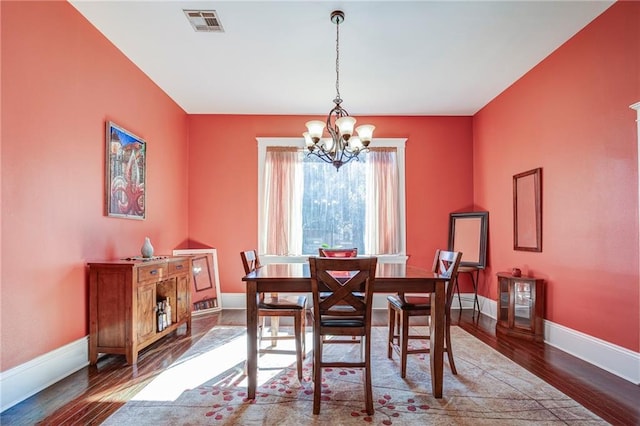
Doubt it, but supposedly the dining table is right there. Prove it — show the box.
[242,262,451,399]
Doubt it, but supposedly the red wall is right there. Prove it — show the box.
[1,1,189,370]
[474,1,639,351]
[2,0,637,379]
[186,115,474,293]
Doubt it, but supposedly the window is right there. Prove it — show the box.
[257,138,407,263]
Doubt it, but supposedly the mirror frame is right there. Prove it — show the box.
[172,248,222,314]
[448,211,489,269]
[513,168,542,252]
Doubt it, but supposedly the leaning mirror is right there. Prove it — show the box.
[448,211,489,269]
[513,168,542,252]
[172,249,222,315]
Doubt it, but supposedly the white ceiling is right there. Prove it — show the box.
[69,1,613,116]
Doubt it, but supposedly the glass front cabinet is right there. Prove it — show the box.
[496,273,545,342]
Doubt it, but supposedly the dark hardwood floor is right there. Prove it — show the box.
[2,309,638,425]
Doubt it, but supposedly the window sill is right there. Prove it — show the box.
[260,254,408,265]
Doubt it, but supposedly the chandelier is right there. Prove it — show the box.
[303,10,375,170]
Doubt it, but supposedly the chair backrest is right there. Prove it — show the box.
[309,257,377,325]
[240,249,261,275]
[431,249,463,308]
[318,248,358,258]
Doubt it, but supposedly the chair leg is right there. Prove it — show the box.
[445,318,457,375]
[364,334,374,415]
[258,316,265,345]
[271,316,279,346]
[400,311,409,379]
[313,331,322,415]
[294,311,303,380]
[387,305,395,359]
[301,310,306,359]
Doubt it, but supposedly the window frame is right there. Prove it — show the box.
[256,137,408,264]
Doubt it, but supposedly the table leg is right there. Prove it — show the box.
[246,280,258,399]
[430,281,445,398]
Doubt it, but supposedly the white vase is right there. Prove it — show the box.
[141,237,154,258]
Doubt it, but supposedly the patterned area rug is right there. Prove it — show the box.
[103,326,607,425]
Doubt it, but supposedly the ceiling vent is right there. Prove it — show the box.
[183,10,224,33]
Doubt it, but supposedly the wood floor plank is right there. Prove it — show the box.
[1,309,637,425]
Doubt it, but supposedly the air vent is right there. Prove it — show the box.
[183,10,224,33]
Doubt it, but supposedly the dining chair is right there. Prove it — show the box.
[386,249,462,378]
[309,256,377,415]
[240,250,306,380]
[318,246,361,341]
[318,247,358,257]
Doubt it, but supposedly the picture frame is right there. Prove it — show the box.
[448,211,489,269]
[173,249,222,314]
[513,168,542,252]
[105,121,146,219]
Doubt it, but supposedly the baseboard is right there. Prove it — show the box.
[221,292,249,309]
[0,336,89,413]
[3,294,638,412]
[476,295,640,385]
[543,319,640,384]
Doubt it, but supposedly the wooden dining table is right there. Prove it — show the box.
[242,262,450,399]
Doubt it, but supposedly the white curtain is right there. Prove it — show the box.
[365,148,400,254]
[261,147,303,255]
[262,147,400,256]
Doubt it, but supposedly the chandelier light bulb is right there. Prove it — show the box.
[322,137,335,152]
[355,124,375,146]
[303,132,315,150]
[305,120,325,143]
[335,116,356,140]
[349,136,363,151]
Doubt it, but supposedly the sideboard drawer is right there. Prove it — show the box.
[137,263,167,282]
[168,259,189,275]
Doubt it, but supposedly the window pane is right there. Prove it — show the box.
[301,156,366,255]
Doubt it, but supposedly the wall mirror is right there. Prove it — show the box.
[173,248,222,315]
[513,168,542,252]
[448,211,489,269]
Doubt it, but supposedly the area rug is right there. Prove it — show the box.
[103,326,607,425]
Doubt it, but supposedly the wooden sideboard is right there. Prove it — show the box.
[88,256,192,365]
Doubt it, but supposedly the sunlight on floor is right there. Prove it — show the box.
[131,330,312,402]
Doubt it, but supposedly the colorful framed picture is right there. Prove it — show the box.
[105,121,146,219]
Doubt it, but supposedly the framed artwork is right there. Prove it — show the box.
[105,121,146,219]
[513,168,542,252]
[173,249,222,314]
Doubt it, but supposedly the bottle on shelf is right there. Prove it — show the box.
[157,302,165,332]
[165,297,172,326]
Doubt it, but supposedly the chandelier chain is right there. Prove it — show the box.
[334,14,341,104]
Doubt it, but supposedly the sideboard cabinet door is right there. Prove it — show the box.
[137,283,156,343]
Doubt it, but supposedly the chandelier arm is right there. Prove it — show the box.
[307,151,335,165]
[326,104,349,143]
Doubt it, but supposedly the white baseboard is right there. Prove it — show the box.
[0,336,89,413]
[476,295,640,385]
[221,292,249,309]
[3,293,638,413]
[544,319,640,384]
